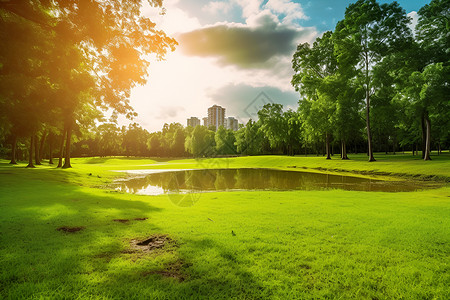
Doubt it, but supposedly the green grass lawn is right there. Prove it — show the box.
[0,154,449,299]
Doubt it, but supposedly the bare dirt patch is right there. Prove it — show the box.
[130,234,174,253]
[57,226,85,233]
[113,219,129,223]
[134,217,148,221]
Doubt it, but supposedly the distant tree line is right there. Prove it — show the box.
[1,0,448,164]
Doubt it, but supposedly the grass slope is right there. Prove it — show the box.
[0,154,449,299]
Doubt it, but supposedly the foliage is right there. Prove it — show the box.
[185,125,215,158]
[1,0,448,163]
[0,0,176,167]
[257,103,288,152]
[215,126,237,155]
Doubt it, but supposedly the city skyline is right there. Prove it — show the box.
[187,104,239,131]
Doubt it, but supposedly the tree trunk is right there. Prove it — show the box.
[9,135,17,164]
[34,134,42,165]
[421,114,426,159]
[366,92,375,161]
[62,121,72,168]
[365,52,375,162]
[48,133,54,164]
[393,135,396,155]
[39,131,47,161]
[385,137,389,155]
[26,135,35,168]
[341,140,349,160]
[424,112,431,161]
[325,133,331,159]
[57,131,65,168]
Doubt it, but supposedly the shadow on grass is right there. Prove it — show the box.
[0,164,265,299]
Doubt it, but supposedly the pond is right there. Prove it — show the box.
[112,168,437,195]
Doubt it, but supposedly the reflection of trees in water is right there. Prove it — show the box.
[214,169,236,190]
[115,176,150,193]
[114,169,425,194]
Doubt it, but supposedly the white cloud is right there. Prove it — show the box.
[233,0,263,19]
[202,1,233,15]
[264,0,308,24]
[407,11,419,34]
[245,9,280,27]
[231,0,307,25]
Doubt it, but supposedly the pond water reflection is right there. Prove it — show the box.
[112,168,437,195]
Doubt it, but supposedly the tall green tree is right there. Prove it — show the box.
[122,123,150,156]
[97,123,123,156]
[0,0,176,168]
[215,126,236,155]
[416,0,449,67]
[292,31,339,159]
[283,109,302,156]
[0,6,54,166]
[148,132,163,157]
[171,127,187,157]
[334,0,412,161]
[401,64,450,160]
[185,125,215,158]
[160,123,185,157]
[412,0,450,160]
[257,103,287,153]
[235,119,263,155]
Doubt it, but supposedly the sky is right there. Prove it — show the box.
[124,0,430,132]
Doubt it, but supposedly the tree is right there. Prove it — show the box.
[215,126,236,155]
[413,0,450,160]
[257,103,287,153]
[292,31,342,159]
[122,123,150,156]
[0,6,54,166]
[0,0,176,168]
[185,125,215,157]
[283,109,302,156]
[401,64,450,160]
[148,132,163,157]
[171,127,186,157]
[334,0,412,161]
[160,123,185,157]
[97,123,123,156]
[416,0,449,67]
[235,119,263,155]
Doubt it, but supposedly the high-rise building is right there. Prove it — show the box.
[187,117,200,127]
[207,105,225,130]
[225,117,239,131]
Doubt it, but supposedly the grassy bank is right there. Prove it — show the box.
[0,155,449,299]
